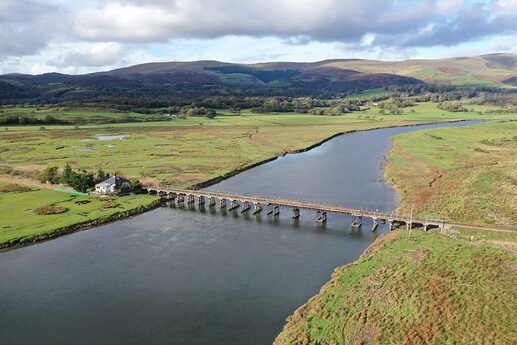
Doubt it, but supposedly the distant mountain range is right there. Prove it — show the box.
[1,53,515,102]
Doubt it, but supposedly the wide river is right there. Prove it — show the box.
[0,121,479,345]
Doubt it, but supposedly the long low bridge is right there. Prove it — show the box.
[145,186,446,231]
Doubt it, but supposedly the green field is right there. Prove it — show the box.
[0,184,158,247]
[385,121,517,227]
[5,102,513,187]
[0,105,169,124]
[274,229,517,345]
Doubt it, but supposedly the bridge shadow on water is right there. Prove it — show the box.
[167,201,388,240]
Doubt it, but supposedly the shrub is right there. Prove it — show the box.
[34,205,68,215]
[101,200,119,209]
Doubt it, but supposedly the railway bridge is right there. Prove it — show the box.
[145,186,446,231]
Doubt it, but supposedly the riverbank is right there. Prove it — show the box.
[384,120,517,227]
[274,229,517,344]
[0,186,160,249]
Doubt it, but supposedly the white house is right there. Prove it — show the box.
[94,175,129,195]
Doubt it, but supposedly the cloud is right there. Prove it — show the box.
[68,0,517,48]
[1,0,517,73]
[49,42,128,67]
[0,0,68,57]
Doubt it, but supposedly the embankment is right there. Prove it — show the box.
[274,229,517,344]
[0,198,162,250]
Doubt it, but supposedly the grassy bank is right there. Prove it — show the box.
[385,120,517,227]
[274,230,517,345]
[0,184,159,248]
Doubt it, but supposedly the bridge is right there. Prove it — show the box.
[144,186,446,231]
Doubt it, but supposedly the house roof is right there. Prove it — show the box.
[95,175,129,186]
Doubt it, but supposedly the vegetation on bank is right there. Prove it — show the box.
[385,121,517,227]
[0,183,159,248]
[274,229,517,345]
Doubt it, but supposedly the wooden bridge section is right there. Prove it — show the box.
[145,186,446,231]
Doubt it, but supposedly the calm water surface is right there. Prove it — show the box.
[0,121,479,345]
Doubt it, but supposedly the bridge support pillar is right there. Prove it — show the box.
[208,196,216,207]
[187,194,195,205]
[316,210,327,223]
[371,218,378,231]
[220,198,227,209]
[229,199,239,211]
[292,208,300,219]
[241,201,251,212]
[388,220,393,231]
[268,204,279,216]
[158,191,167,199]
[253,203,262,215]
[351,216,362,228]
[198,195,205,206]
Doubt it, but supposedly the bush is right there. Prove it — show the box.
[34,205,68,215]
[101,200,119,209]
[36,166,60,184]
[129,179,142,190]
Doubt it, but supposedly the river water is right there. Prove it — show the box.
[0,121,479,345]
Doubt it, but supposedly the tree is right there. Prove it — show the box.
[96,168,108,182]
[37,166,59,184]
[66,171,94,192]
[129,179,142,190]
[62,163,72,184]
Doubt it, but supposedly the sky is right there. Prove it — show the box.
[1,0,516,75]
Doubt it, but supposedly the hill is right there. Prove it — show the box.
[0,54,515,103]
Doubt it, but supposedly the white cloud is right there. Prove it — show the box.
[0,0,516,74]
[50,42,128,67]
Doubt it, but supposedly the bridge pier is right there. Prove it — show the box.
[241,200,251,212]
[267,204,279,216]
[208,196,216,207]
[371,218,378,231]
[220,198,227,209]
[351,215,362,228]
[292,208,300,219]
[187,194,195,205]
[198,195,205,206]
[229,199,239,211]
[388,220,393,231]
[158,191,168,199]
[316,210,327,223]
[253,202,262,215]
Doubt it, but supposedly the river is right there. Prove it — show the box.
[0,121,479,345]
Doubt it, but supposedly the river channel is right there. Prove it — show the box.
[0,120,479,345]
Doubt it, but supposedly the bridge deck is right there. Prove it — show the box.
[146,187,444,227]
